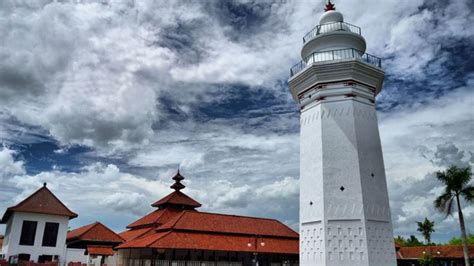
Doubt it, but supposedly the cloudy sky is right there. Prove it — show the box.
[0,0,473,243]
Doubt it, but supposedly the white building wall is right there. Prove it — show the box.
[65,248,88,263]
[2,212,69,265]
[299,94,396,266]
[1,216,13,257]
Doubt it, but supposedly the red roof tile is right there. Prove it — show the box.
[126,208,185,229]
[158,211,299,238]
[117,231,298,254]
[119,227,155,242]
[398,245,474,259]
[1,184,77,223]
[151,191,201,208]
[118,173,298,254]
[67,222,124,243]
[87,245,114,256]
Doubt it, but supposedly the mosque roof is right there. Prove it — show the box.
[117,171,299,253]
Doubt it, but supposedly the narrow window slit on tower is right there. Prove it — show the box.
[340,186,345,191]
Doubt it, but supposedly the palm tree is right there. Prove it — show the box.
[434,165,474,266]
[416,217,435,245]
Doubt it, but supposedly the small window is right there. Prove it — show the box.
[19,221,37,246]
[38,255,54,263]
[42,222,59,247]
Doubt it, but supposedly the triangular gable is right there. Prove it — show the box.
[67,222,124,243]
[1,184,77,223]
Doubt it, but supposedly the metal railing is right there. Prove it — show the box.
[289,48,382,77]
[303,22,361,43]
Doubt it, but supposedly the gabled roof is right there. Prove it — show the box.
[151,190,201,209]
[67,222,124,243]
[117,231,298,254]
[1,184,77,223]
[126,208,185,229]
[397,245,474,259]
[158,211,299,238]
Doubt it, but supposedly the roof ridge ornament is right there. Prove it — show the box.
[324,0,335,12]
[170,170,185,191]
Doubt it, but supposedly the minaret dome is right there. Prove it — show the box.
[301,2,366,61]
[320,10,343,25]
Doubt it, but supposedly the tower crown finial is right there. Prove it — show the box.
[324,0,336,12]
[170,170,185,191]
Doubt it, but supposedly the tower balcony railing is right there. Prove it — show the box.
[289,48,382,77]
[303,22,361,43]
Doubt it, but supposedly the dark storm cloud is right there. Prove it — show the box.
[379,42,474,113]
[432,142,469,168]
[156,21,209,65]
[205,0,273,40]
[0,66,45,99]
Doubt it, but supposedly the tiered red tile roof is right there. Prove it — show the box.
[119,227,155,242]
[397,245,474,259]
[158,211,298,238]
[151,171,201,209]
[67,221,124,243]
[126,208,186,229]
[151,191,202,209]
[86,245,115,256]
[1,183,77,223]
[117,171,299,254]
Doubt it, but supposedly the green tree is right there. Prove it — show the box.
[419,253,434,266]
[395,235,406,246]
[416,217,435,245]
[405,235,423,247]
[434,166,474,266]
[447,234,474,245]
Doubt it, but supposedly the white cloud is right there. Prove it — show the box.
[0,146,25,177]
[379,85,474,240]
[1,0,473,150]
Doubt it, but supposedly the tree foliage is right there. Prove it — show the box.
[447,234,474,245]
[419,253,434,266]
[416,217,435,244]
[395,235,425,247]
[434,165,473,266]
[434,166,473,215]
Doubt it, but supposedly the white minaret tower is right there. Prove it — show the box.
[288,1,396,266]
